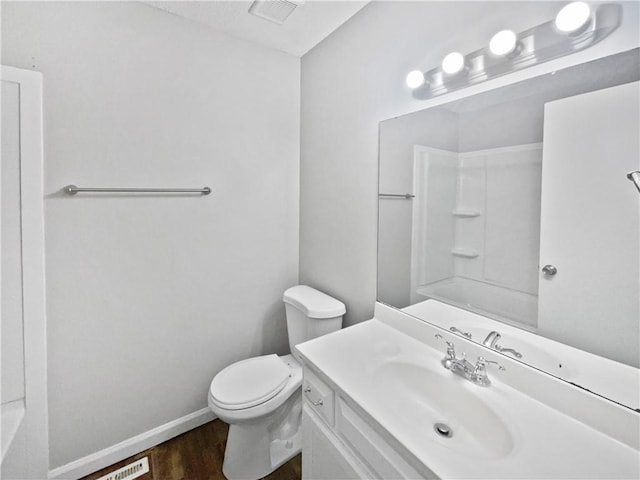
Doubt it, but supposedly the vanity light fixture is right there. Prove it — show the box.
[555,1,592,34]
[405,70,426,89]
[489,30,518,57]
[405,2,621,99]
[441,52,466,75]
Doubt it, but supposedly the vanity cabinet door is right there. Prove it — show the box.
[335,399,429,479]
[303,367,335,426]
[302,405,371,480]
[538,81,639,366]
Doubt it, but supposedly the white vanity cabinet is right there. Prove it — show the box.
[302,406,369,480]
[301,365,432,480]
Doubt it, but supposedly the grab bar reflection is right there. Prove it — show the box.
[627,171,640,193]
[379,193,415,199]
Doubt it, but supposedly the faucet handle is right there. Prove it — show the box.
[434,334,455,352]
[449,326,472,339]
[494,344,523,359]
[475,356,506,372]
[435,333,452,345]
[435,334,457,367]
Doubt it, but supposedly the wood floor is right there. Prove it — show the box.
[80,420,301,480]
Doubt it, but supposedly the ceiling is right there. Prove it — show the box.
[143,1,369,57]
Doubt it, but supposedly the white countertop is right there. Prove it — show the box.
[297,315,640,479]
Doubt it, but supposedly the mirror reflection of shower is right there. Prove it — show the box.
[377,50,640,409]
[410,144,541,331]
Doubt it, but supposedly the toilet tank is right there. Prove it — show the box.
[283,286,345,360]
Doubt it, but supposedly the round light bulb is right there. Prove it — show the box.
[489,30,518,56]
[405,70,426,89]
[555,2,591,33]
[442,52,465,75]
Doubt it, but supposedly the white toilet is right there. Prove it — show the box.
[208,285,345,480]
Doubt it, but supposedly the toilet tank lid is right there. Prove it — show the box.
[283,285,346,319]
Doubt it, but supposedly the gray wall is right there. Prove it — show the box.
[2,2,300,469]
[299,0,640,326]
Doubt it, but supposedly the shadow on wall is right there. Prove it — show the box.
[254,301,290,357]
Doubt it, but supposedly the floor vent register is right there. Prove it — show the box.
[95,456,149,480]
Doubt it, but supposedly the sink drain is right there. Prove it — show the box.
[433,423,452,438]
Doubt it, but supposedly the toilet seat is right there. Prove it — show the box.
[210,354,291,410]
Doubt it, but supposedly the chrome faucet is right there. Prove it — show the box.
[482,330,501,348]
[435,335,505,387]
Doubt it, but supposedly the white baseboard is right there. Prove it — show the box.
[48,408,216,480]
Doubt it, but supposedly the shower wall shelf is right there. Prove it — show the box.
[451,248,480,259]
[452,209,481,218]
[63,185,211,195]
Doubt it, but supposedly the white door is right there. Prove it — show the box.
[538,81,640,367]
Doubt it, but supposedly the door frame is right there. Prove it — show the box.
[1,65,48,479]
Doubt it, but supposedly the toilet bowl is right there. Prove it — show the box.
[208,354,302,479]
[207,286,345,480]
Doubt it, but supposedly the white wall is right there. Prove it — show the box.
[2,1,300,470]
[300,0,640,326]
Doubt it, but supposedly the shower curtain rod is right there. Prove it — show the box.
[63,185,211,195]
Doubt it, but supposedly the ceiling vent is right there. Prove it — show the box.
[248,0,304,25]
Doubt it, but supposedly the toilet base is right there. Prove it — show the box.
[221,391,302,480]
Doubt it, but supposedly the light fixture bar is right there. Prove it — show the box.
[409,3,621,100]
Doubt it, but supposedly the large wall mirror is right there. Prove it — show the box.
[378,49,639,409]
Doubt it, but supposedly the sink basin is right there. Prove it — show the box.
[373,361,516,460]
